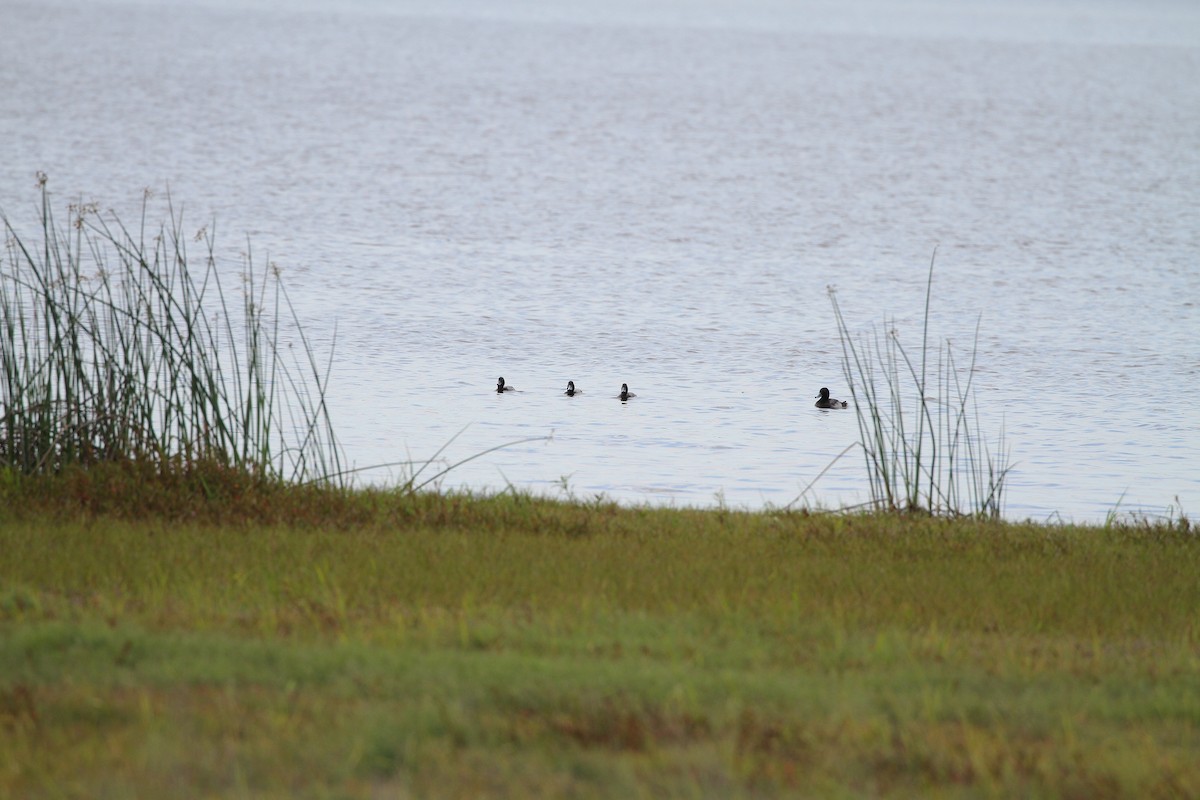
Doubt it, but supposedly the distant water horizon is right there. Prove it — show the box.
[3,0,1197,522]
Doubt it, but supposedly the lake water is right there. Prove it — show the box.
[3,0,1198,522]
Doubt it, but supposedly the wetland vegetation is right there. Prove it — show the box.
[2,478,1197,798]
[2,185,1195,798]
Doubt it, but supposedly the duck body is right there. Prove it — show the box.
[496,376,515,393]
[814,387,847,408]
[565,380,581,396]
[619,383,636,401]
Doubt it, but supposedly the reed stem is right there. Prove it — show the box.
[829,253,1010,517]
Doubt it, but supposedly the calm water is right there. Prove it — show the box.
[3,0,1198,521]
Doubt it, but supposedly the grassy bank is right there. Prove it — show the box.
[1,478,1197,798]
[2,185,1194,796]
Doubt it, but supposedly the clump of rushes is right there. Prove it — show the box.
[0,174,343,484]
[829,251,1010,517]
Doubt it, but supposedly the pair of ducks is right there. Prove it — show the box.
[496,377,636,401]
[499,377,846,408]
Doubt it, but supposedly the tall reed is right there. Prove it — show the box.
[0,174,342,483]
[829,252,1010,517]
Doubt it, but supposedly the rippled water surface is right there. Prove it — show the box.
[3,0,1198,520]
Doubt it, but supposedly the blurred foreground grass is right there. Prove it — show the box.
[1,468,1197,798]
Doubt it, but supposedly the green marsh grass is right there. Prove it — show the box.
[0,175,341,482]
[831,252,1011,517]
[2,183,1195,797]
[2,480,1198,798]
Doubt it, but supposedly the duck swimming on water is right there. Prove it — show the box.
[565,380,581,396]
[815,387,848,408]
[496,377,515,393]
[619,383,636,401]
